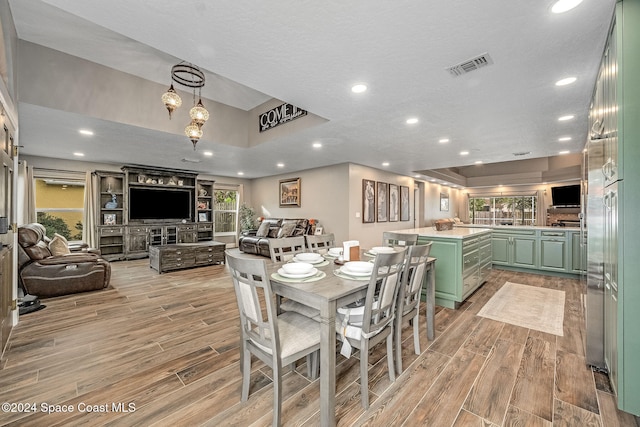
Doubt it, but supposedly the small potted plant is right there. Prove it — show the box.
[239,204,256,232]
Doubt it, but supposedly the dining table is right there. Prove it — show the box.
[268,250,436,426]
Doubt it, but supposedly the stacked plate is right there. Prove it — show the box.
[293,252,324,264]
[327,247,343,257]
[340,261,374,277]
[369,246,396,254]
[278,262,318,279]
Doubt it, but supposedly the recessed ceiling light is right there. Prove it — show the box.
[406,117,419,125]
[202,151,213,156]
[439,138,450,143]
[551,0,583,14]
[558,115,575,121]
[475,160,483,164]
[73,152,84,157]
[277,163,285,168]
[382,162,390,167]
[351,84,367,93]
[558,137,572,142]
[78,129,93,136]
[237,172,244,176]
[460,151,469,156]
[559,150,570,155]
[312,142,322,148]
[555,77,577,86]
[414,175,421,178]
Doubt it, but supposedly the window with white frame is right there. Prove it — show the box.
[214,188,239,235]
[468,193,537,226]
[34,173,85,240]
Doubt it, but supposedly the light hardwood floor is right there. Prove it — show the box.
[1,258,638,426]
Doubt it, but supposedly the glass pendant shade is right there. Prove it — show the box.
[161,84,182,118]
[189,99,210,127]
[185,119,203,150]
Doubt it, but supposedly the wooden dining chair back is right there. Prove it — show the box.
[305,233,335,254]
[395,242,432,374]
[226,252,320,426]
[336,247,407,409]
[382,231,418,247]
[269,236,306,263]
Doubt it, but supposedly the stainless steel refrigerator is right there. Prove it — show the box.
[585,138,606,370]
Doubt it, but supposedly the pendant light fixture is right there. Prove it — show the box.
[161,61,210,150]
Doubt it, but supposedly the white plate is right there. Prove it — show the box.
[293,254,323,264]
[278,267,318,279]
[281,262,314,275]
[343,261,374,273]
[370,246,395,254]
[340,266,372,277]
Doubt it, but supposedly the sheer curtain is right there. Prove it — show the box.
[17,160,36,225]
[83,171,98,248]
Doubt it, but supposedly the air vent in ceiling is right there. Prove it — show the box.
[181,157,201,163]
[513,151,532,157]
[446,53,494,77]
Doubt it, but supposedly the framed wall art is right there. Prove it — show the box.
[440,192,450,211]
[376,181,388,222]
[389,184,399,222]
[279,177,301,207]
[362,179,376,223]
[400,186,410,221]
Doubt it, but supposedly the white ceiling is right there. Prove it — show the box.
[8,0,616,181]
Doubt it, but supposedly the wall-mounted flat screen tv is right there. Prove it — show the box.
[129,187,192,221]
[551,184,581,207]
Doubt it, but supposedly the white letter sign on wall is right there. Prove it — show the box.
[259,103,307,132]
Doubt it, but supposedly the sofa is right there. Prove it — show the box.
[17,223,111,297]
[239,218,312,257]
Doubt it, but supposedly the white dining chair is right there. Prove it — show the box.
[395,242,432,374]
[269,235,306,263]
[336,248,407,409]
[305,233,335,255]
[382,231,418,247]
[226,252,320,426]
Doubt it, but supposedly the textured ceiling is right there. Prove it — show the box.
[8,0,616,183]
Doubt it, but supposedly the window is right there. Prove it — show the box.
[214,189,239,235]
[468,194,537,226]
[34,176,85,240]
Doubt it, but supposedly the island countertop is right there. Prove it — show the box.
[388,227,492,239]
[455,224,580,231]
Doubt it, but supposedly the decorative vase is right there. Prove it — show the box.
[105,194,118,209]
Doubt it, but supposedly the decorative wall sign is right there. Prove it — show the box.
[389,184,399,222]
[440,192,450,211]
[279,177,301,207]
[362,179,375,223]
[259,103,307,132]
[400,186,410,221]
[376,182,388,222]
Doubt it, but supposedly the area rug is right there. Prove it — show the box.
[477,282,565,336]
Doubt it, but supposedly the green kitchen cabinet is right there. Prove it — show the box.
[539,230,567,272]
[491,229,537,269]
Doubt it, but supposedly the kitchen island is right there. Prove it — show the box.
[390,227,492,309]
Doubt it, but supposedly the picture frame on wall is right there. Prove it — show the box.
[440,192,450,211]
[279,177,301,207]
[376,181,388,222]
[362,179,376,223]
[389,184,399,222]
[400,186,410,221]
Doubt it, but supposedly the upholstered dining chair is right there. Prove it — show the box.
[336,248,407,409]
[394,242,432,375]
[305,233,335,255]
[382,231,418,247]
[226,253,320,427]
[269,236,306,263]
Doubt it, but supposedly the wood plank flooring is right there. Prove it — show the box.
[1,259,638,426]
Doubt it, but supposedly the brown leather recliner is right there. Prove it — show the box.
[17,223,111,297]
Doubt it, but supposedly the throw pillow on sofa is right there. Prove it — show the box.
[256,221,270,237]
[277,222,297,238]
[49,235,71,256]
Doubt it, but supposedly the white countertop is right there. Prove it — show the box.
[456,224,580,231]
[389,227,492,239]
